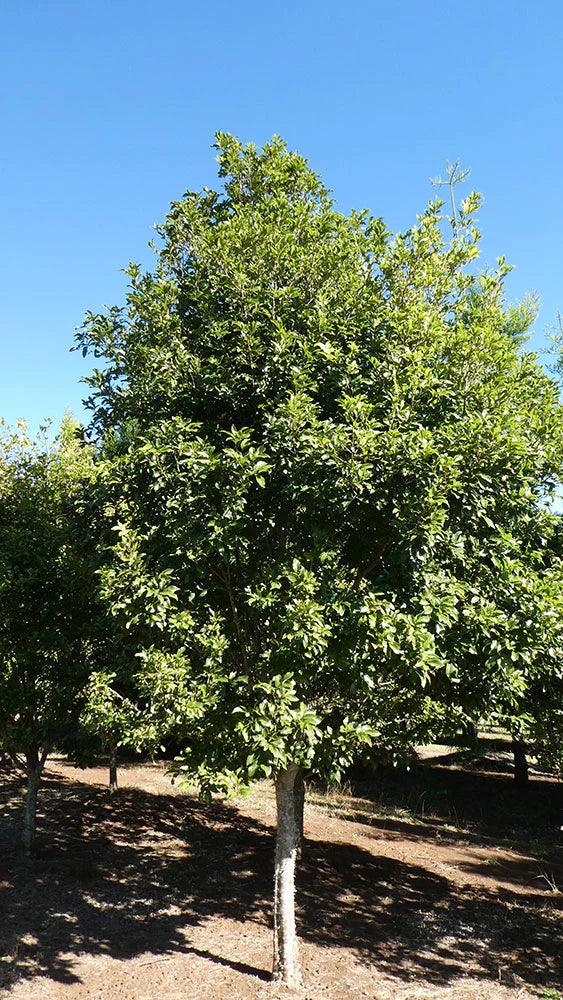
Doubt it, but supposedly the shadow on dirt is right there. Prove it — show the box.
[0,764,561,993]
[340,758,562,848]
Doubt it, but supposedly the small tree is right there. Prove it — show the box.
[79,136,563,986]
[0,416,97,854]
[80,659,142,792]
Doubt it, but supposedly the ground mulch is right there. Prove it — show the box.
[0,760,561,999]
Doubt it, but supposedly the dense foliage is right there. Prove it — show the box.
[79,136,562,793]
[0,416,98,850]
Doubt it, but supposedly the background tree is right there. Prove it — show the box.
[79,135,563,987]
[0,415,98,854]
[496,510,563,780]
[429,503,562,782]
[79,651,143,793]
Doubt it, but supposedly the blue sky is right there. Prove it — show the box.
[1,0,562,430]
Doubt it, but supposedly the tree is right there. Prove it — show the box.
[497,511,563,780]
[437,503,562,782]
[78,135,563,986]
[0,415,97,854]
[80,657,142,793]
[434,305,563,781]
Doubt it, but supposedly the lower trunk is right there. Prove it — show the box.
[513,739,529,785]
[466,721,479,744]
[109,746,118,793]
[272,764,303,988]
[23,751,46,857]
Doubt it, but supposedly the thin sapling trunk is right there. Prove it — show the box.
[272,764,303,988]
[109,745,118,793]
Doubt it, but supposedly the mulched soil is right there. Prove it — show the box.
[0,759,561,1000]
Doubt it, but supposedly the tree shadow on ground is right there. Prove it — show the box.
[341,761,562,849]
[0,765,561,994]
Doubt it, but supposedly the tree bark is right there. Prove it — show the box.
[109,746,118,793]
[22,749,47,857]
[466,721,479,744]
[513,738,529,785]
[272,765,303,988]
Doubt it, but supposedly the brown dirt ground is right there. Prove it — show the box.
[0,759,561,1000]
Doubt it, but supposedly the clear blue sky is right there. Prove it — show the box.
[1,0,562,430]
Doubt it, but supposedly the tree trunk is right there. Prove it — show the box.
[513,738,529,785]
[109,746,118,793]
[466,721,479,744]
[22,750,46,857]
[272,764,303,988]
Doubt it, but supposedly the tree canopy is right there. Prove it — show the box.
[0,415,98,852]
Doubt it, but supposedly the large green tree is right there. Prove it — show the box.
[0,416,98,854]
[79,136,563,986]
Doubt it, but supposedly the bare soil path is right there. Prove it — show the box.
[0,760,561,999]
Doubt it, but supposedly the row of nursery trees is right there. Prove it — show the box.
[1,136,562,987]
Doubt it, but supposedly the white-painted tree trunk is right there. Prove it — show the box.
[272,764,303,988]
[23,751,46,857]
